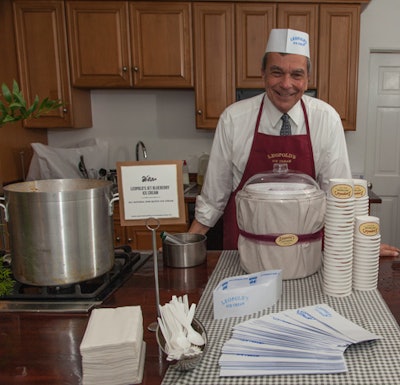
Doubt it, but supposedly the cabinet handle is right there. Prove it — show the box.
[116,236,121,242]
[122,66,128,72]
[127,237,133,243]
[197,109,203,115]
[63,108,67,113]
[133,66,139,72]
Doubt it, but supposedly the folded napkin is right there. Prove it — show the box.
[80,306,145,385]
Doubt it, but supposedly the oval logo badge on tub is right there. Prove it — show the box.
[358,222,380,236]
[275,234,298,246]
[354,184,367,198]
[330,184,353,199]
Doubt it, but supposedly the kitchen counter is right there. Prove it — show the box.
[0,251,399,385]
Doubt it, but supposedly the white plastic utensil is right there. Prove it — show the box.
[161,304,191,351]
[187,303,196,324]
[183,294,189,315]
[171,302,205,346]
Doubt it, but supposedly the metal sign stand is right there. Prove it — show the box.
[146,217,161,332]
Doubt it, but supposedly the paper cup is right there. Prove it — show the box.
[353,246,381,256]
[353,282,377,291]
[328,179,354,201]
[324,284,353,296]
[353,179,368,199]
[323,250,353,260]
[354,216,380,238]
[326,198,355,208]
[324,268,353,278]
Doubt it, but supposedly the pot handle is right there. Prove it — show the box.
[109,193,119,216]
[0,197,8,222]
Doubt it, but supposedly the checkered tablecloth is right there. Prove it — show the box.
[161,250,400,385]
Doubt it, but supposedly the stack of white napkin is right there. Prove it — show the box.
[80,306,145,385]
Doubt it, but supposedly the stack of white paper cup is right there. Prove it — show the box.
[323,179,355,297]
[353,179,369,217]
[353,215,381,291]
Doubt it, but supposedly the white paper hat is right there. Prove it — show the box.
[266,29,310,58]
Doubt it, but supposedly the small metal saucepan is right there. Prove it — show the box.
[162,233,207,268]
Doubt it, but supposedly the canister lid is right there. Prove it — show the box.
[243,163,320,197]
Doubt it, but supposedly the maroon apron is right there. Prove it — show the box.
[223,97,316,250]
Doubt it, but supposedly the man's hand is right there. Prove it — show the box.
[380,243,400,257]
[188,219,210,235]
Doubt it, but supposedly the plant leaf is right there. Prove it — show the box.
[12,79,20,94]
[26,95,39,116]
[12,87,27,109]
[0,80,64,126]
[1,82,13,104]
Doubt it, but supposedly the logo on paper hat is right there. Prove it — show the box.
[266,29,310,58]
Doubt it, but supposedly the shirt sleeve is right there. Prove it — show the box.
[310,101,352,192]
[194,109,236,228]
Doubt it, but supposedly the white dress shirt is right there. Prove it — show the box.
[195,93,352,228]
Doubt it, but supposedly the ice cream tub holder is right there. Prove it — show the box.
[235,164,326,280]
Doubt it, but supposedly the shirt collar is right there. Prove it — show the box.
[264,95,303,129]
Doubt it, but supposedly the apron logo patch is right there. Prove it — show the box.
[275,234,299,247]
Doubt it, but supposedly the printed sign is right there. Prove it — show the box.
[116,160,186,226]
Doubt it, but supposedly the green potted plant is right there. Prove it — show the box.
[0,80,63,126]
[0,80,63,295]
[0,253,13,296]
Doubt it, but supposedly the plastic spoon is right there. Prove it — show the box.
[162,305,191,351]
[159,307,187,360]
[172,302,205,346]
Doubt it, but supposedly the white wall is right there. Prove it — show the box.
[48,89,215,172]
[48,0,399,175]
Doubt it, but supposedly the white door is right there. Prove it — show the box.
[365,52,400,247]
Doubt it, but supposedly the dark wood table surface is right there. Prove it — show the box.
[0,251,399,385]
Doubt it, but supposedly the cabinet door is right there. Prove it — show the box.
[113,201,188,250]
[193,3,235,129]
[66,1,132,88]
[0,0,47,184]
[277,3,318,89]
[13,1,91,128]
[235,3,276,89]
[133,223,189,250]
[318,5,360,131]
[113,222,127,247]
[130,2,193,88]
[125,227,137,248]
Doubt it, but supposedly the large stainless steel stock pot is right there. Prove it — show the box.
[0,179,119,286]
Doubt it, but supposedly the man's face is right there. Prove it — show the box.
[262,52,309,113]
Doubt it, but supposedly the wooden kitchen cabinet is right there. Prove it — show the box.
[277,3,319,89]
[66,1,132,88]
[12,0,92,128]
[236,3,318,91]
[130,2,193,88]
[235,3,276,89]
[230,2,363,131]
[126,224,189,250]
[0,0,48,186]
[318,4,360,130]
[113,202,188,250]
[66,1,193,88]
[193,2,235,129]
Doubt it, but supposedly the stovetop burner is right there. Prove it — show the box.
[0,246,151,313]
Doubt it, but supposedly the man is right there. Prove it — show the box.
[189,28,399,257]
